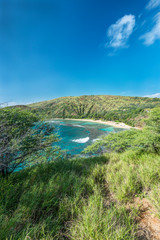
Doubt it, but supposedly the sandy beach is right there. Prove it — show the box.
[53,118,140,129]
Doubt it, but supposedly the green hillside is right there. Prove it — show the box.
[29,95,160,127]
[1,102,160,239]
[1,106,160,239]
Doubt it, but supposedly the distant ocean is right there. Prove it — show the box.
[49,120,124,155]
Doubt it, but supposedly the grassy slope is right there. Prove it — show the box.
[29,95,160,127]
[1,99,160,239]
[1,151,160,239]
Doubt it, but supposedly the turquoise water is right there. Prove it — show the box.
[49,120,124,155]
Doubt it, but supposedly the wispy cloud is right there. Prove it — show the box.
[0,102,18,108]
[140,12,160,45]
[106,15,136,49]
[146,0,160,10]
[144,92,160,98]
[104,0,160,54]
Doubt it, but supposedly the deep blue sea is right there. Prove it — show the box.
[49,119,124,155]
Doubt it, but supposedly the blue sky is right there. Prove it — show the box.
[0,0,160,105]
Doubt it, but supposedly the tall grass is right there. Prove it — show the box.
[1,146,160,239]
[0,156,137,240]
[106,150,160,209]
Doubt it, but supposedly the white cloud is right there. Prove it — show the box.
[106,15,136,49]
[140,13,160,45]
[144,93,160,98]
[0,102,18,108]
[146,0,160,10]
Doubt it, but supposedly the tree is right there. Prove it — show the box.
[0,108,58,176]
[84,106,160,155]
[145,106,160,133]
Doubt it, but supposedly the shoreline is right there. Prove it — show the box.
[53,118,140,130]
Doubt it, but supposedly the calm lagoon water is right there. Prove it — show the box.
[49,119,124,155]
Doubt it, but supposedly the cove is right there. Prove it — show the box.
[49,119,124,155]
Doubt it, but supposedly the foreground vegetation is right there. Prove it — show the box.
[0,108,59,176]
[0,156,139,240]
[0,103,160,239]
[29,95,160,127]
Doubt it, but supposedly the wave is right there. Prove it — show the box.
[46,120,60,123]
[72,137,90,143]
[73,125,85,128]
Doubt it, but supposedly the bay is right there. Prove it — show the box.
[49,119,124,155]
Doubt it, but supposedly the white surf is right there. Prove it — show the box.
[73,125,85,128]
[72,137,90,143]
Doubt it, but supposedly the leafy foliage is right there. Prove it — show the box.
[145,106,160,133]
[84,106,160,155]
[0,108,58,176]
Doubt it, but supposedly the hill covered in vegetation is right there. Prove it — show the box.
[0,106,160,239]
[1,98,160,239]
[29,95,160,127]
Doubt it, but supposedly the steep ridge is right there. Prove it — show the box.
[29,95,160,127]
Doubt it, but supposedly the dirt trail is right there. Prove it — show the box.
[127,197,160,240]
